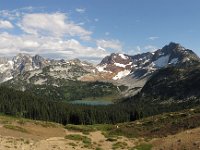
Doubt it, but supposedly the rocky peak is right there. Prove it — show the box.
[96,53,133,80]
[12,53,32,64]
[152,43,200,67]
[32,54,47,68]
[11,53,49,75]
[162,42,185,52]
[99,53,131,65]
[32,54,45,62]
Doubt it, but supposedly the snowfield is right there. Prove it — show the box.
[113,70,131,80]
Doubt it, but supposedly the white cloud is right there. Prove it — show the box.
[126,46,142,55]
[0,32,109,60]
[75,8,86,13]
[96,39,122,50]
[144,45,158,52]
[0,20,13,29]
[0,10,21,20]
[0,9,111,62]
[127,45,158,55]
[135,46,141,54]
[0,7,44,21]
[148,36,159,40]
[18,13,92,40]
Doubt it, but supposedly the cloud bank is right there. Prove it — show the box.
[0,8,122,62]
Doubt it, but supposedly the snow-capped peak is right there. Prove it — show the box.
[96,42,200,80]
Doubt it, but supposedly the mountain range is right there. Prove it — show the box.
[0,42,199,101]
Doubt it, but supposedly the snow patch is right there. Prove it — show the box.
[113,70,131,80]
[81,63,89,66]
[153,55,170,68]
[0,61,14,73]
[143,59,150,64]
[119,54,128,59]
[133,64,138,67]
[114,61,132,68]
[114,63,126,68]
[183,57,190,62]
[127,62,133,65]
[96,64,107,72]
[8,60,14,66]
[2,76,13,82]
[169,58,178,64]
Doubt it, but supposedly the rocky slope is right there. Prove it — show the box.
[139,63,200,104]
[0,53,98,84]
[0,57,13,83]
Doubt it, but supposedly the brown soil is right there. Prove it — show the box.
[0,121,136,150]
[1,116,200,150]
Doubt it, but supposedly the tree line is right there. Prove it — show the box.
[0,86,138,124]
[1,86,199,125]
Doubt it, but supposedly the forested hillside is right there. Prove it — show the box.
[138,63,200,103]
[0,86,136,124]
[1,84,200,126]
[3,78,124,101]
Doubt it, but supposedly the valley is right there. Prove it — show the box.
[1,42,200,149]
[0,0,200,149]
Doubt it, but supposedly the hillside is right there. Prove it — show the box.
[0,106,200,150]
[2,84,199,126]
[136,63,200,105]
[0,86,136,125]
[3,78,122,102]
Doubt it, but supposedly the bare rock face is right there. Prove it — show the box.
[0,54,98,85]
[0,58,13,83]
[96,53,133,80]
[12,53,49,75]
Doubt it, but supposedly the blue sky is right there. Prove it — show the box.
[0,0,199,62]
